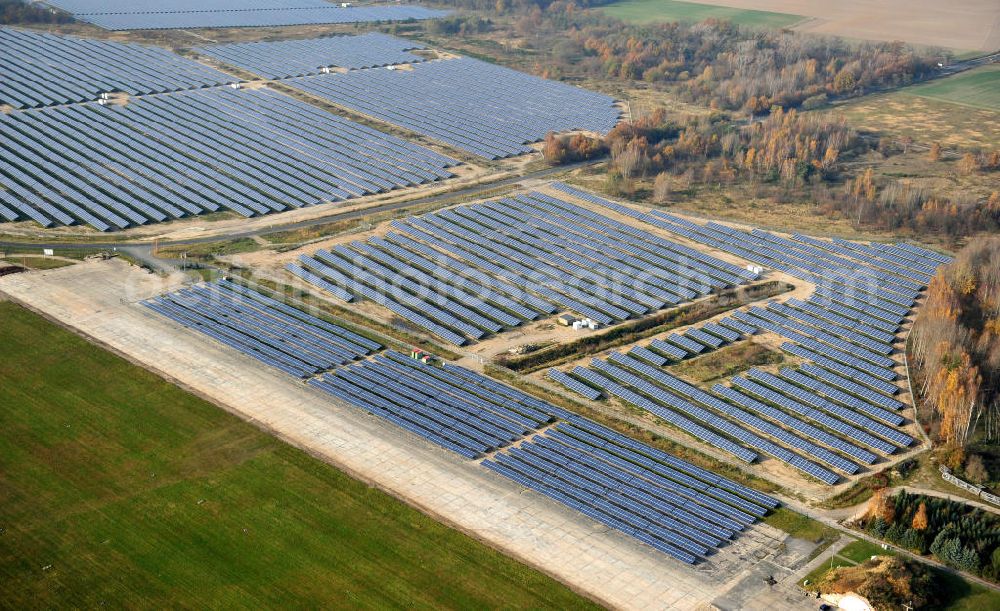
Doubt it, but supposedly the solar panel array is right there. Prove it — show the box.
[485,419,777,564]
[141,279,380,377]
[42,1,450,31]
[547,318,757,401]
[309,353,779,562]
[141,278,778,561]
[0,27,236,110]
[290,189,750,345]
[0,87,456,230]
[289,58,621,159]
[313,350,554,458]
[546,190,954,485]
[196,32,427,79]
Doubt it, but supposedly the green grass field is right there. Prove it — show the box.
[0,302,598,609]
[599,0,803,28]
[909,65,1000,112]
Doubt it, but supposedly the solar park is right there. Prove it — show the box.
[288,189,756,346]
[39,1,451,31]
[195,32,429,79]
[0,13,960,604]
[289,57,622,159]
[546,186,947,486]
[0,27,236,109]
[1,30,626,233]
[0,86,457,230]
[140,278,779,565]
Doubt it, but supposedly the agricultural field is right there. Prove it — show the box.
[908,65,1000,112]
[0,301,596,609]
[598,0,803,28]
[835,66,1000,150]
[661,0,1000,51]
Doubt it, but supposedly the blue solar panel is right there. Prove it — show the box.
[548,369,602,401]
[44,1,450,30]
[0,27,236,110]
[1,87,456,231]
[289,58,621,160]
[142,279,379,377]
[196,33,428,79]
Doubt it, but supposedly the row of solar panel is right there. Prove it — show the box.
[550,317,757,401]
[695,218,928,298]
[196,32,428,79]
[0,87,456,230]
[289,58,621,159]
[291,189,749,345]
[0,27,235,109]
[558,344,916,484]
[43,1,451,31]
[323,364,778,561]
[43,0,339,13]
[141,279,379,377]
[313,351,554,458]
[546,182,758,283]
[139,274,779,562]
[633,209,934,307]
[572,202,942,484]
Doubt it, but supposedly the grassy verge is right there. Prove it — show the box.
[264,184,521,246]
[498,281,792,373]
[837,539,890,564]
[668,340,783,384]
[0,246,111,260]
[0,256,76,270]
[156,238,262,260]
[764,508,840,553]
[909,64,1000,111]
[0,302,597,609]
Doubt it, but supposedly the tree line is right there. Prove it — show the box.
[912,237,1000,452]
[862,489,1000,580]
[1,0,72,24]
[429,0,940,114]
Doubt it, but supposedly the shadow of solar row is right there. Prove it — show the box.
[0,27,236,110]
[0,87,457,230]
[289,57,621,159]
[196,33,429,80]
[291,188,751,346]
[141,279,379,378]
[42,1,451,31]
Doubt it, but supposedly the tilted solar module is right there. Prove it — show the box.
[289,57,621,159]
[43,1,451,30]
[196,33,428,79]
[0,27,236,110]
[0,87,456,230]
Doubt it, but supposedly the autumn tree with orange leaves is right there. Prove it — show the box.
[912,237,1000,447]
[912,502,929,531]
